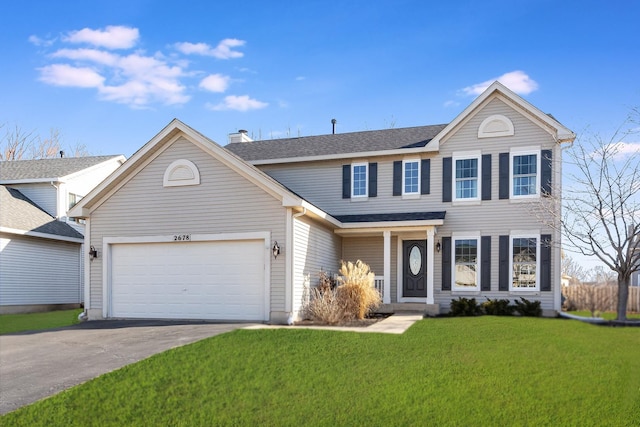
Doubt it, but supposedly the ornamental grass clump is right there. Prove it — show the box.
[336,260,381,320]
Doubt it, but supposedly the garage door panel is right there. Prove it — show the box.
[110,240,266,321]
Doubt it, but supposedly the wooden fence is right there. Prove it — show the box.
[562,284,640,313]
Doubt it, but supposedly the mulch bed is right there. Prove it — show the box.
[294,312,392,327]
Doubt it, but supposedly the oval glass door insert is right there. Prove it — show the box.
[409,246,422,275]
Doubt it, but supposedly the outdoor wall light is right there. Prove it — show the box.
[435,241,441,253]
[272,241,281,259]
[89,245,98,260]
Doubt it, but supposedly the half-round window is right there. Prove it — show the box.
[478,114,514,138]
[163,159,200,187]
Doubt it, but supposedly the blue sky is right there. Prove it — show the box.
[1,1,638,269]
[2,0,638,156]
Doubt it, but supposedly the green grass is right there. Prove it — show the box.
[0,308,83,335]
[567,310,640,320]
[2,317,639,426]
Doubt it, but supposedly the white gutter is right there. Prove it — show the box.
[0,226,84,243]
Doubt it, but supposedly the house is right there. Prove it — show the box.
[0,155,125,313]
[69,82,575,323]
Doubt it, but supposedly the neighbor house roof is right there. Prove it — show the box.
[225,124,447,164]
[0,185,83,241]
[0,155,125,182]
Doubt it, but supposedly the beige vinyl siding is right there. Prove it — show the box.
[0,234,82,305]
[88,137,287,316]
[292,215,341,314]
[261,97,559,310]
[342,235,398,302]
[7,183,57,217]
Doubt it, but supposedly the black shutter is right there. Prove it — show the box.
[499,153,509,199]
[482,154,491,201]
[442,157,452,202]
[541,150,552,196]
[342,165,350,199]
[442,237,451,291]
[481,236,491,291]
[392,161,402,196]
[540,234,552,291]
[421,159,431,195]
[499,235,509,291]
[368,162,377,197]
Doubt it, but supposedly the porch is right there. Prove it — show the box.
[373,276,441,316]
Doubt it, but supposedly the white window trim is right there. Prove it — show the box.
[509,148,540,200]
[509,233,540,292]
[452,234,480,292]
[163,159,200,187]
[402,158,421,197]
[351,162,368,199]
[452,151,481,202]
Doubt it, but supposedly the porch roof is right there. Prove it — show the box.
[333,211,446,223]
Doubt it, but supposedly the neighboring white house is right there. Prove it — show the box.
[0,155,125,313]
[69,82,575,323]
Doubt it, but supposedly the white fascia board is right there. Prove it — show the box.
[248,145,439,166]
[0,178,63,184]
[298,201,342,228]
[61,155,127,181]
[0,226,84,243]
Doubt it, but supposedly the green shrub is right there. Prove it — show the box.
[514,297,542,317]
[482,298,515,316]
[336,260,382,320]
[450,297,482,316]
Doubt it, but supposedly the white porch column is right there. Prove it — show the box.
[426,228,435,304]
[383,230,391,304]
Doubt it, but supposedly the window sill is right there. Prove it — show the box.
[402,194,420,200]
[509,195,540,203]
[350,196,369,202]
[508,291,540,296]
[452,199,481,206]
[451,290,481,295]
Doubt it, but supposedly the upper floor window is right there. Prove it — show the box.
[453,154,480,201]
[68,193,82,209]
[511,150,540,198]
[453,237,479,291]
[403,160,420,195]
[510,235,539,290]
[351,162,368,198]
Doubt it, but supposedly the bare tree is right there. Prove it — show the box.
[1,124,90,160]
[0,124,39,160]
[562,253,587,285]
[540,110,640,320]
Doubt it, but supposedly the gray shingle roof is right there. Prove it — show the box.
[225,124,447,161]
[0,185,83,239]
[334,211,446,223]
[0,155,122,181]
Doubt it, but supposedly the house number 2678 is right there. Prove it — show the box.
[173,234,191,241]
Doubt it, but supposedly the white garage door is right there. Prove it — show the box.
[110,240,266,321]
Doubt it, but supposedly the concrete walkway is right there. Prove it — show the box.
[246,312,424,334]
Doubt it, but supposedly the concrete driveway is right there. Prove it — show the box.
[0,320,247,415]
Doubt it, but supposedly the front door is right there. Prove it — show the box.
[403,240,428,297]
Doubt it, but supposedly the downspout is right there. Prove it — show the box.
[50,181,60,219]
[287,207,307,324]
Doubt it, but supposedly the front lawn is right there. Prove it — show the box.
[0,308,83,335]
[2,317,638,426]
[566,310,640,320]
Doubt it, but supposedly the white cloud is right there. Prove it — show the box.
[597,141,640,160]
[295,76,306,81]
[461,71,539,96]
[33,27,253,109]
[38,64,104,88]
[174,38,245,59]
[63,25,139,49]
[28,35,55,47]
[207,95,268,111]
[51,48,119,66]
[443,100,460,108]
[199,74,230,92]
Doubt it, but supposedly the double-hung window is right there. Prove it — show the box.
[403,160,420,195]
[453,237,479,291]
[511,150,540,198]
[351,163,368,198]
[510,235,539,290]
[453,153,481,201]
